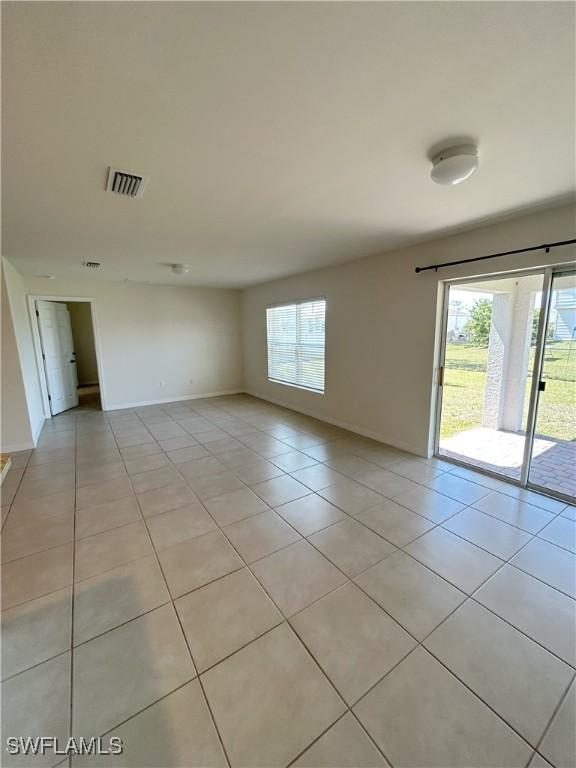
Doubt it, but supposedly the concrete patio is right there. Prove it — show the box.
[440,427,576,498]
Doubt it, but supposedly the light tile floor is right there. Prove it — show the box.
[1,394,575,768]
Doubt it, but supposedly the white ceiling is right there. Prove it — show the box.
[2,2,575,288]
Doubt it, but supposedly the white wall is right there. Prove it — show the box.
[7,272,243,420]
[66,302,99,385]
[242,203,576,457]
[2,259,46,449]
[4,202,574,454]
[1,261,36,451]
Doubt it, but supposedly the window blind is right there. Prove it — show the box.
[266,299,326,393]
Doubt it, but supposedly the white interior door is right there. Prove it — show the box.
[36,300,79,415]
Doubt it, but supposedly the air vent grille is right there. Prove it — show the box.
[106,167,149,198]
[84,261,101,269]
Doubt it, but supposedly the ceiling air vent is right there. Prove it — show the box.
[83,261,101,269]
[106,167,149,198]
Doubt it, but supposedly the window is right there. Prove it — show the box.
[266,298,326,393]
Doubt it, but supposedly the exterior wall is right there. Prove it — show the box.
[500,280,536,432]
[483,293,511,430]
[482,278,538,432]
[555,308,576,340]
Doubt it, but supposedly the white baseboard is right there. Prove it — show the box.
[104,389,245,411]
[3,389,424,459]
[245,389,425,458]
[1,392,245,450]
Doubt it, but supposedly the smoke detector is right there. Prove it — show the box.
[106,167,149,197]
[431,144,479,185]
[171,264,190,275]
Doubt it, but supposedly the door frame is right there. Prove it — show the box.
[433,265,575,504]
[27,295,108,417]
[519,268,553,486]
[524,266,576,503]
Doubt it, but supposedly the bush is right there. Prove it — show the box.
[465,299,492,346]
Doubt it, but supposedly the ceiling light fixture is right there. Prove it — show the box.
[171,264,190,275]
[431,144,479,185]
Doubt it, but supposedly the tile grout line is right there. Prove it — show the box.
[324,444,568,514]
[285,616,396,766]
[7,414,574,601]
[341,440,570,514]
[207,485,537,762]
[1,450,32,532]
[3,420,568,674]
[5,396,574,767]
[279,517,547,760]
[149,402,337,762]
[283,475,574,620]
[194,673,233,768]
[316,462,563,537]
[124,409,393,764]
[312,477,575,603]
[67,416,78,766]
[388,508,576,749]
[532,673,575,762]
[206,411,576,760]
[111,411,233,768]
[9,503,571,687]
[189,510,383,768]
[65,677,197,751]
[284,711,351,767]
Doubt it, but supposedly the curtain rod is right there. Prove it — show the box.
[414,238,576,274]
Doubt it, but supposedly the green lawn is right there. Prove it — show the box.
[441,342,576,441]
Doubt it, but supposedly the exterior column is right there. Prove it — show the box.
[483,293,511,429]
[501,281,536,432]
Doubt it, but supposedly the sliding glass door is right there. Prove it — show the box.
[435,267,575,503]
[526,271,576,498]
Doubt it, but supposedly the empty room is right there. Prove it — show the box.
[1,3,575,767]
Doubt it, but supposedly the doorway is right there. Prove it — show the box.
[66,302,101,408]
[31,298,102,415]
[435,267,576,503]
